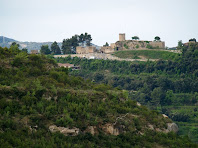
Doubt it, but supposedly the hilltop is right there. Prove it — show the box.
[0,45,196,147]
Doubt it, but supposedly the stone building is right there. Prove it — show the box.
[119,33,126,41]
[100,46,114,53]
[112,33,165,51]
[58,63,80,70]
[76,46,96,54]
[31,50,39,54]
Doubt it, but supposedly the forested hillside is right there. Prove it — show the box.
[56,42,198,143]
[0,45,197,147]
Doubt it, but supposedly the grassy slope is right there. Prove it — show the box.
[113,50,179,60]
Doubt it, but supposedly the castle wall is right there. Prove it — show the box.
[149,41,165,49]
[76,46,96,54]
[88,46,97,53]
[101,46,114,53]
[115,40,165,50]
[110,43,116,49]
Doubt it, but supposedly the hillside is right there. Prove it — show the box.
[55,42,198,143]
[0,36,61,52]
[0,36,16,43]
[0,36,100,53]
[0,46,197,147]
[112,50,179,60]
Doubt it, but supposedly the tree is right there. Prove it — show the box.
[62,39,73,54]
[189,38,196,42]
[177,40,183,50]
[40,45,51,55]
[103,42,109,47]
[83,32,92,46]
[154,36,161,42]
[51,41,61,55]
[22,48,28,53]
[132,36,139,40]
[11,42,20,48]
[62,33,92,54]
[151,87,165,107]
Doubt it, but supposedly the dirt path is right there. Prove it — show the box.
[54,53,158,62]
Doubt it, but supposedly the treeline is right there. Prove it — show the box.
[40,33,92,55]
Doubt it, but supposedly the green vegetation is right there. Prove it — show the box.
[113,50,179,60]
[62,32,92,54]
[154,36,161,41]
[0,45,196,148]
[40,45,51,54]
[56,41,198,143]
[124,43,129,49]
[136,45,139,49]
[103,42,109,47]
[132,36,140,40]
[1,46,196,147]
[51,41,61,55]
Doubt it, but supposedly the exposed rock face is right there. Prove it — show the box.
[147,122,179,133]
[136,102,141,107]
[85,126,97,135]
[162,114,168,118]
[148,124,154,130]
[102,123,120,136]
[49,125,80,136]
[167,123,179,133]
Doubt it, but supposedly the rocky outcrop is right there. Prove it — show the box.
[49,120,179,136]
[167,123,179,133]
[162,114,168,118]
[147,122,179,133]
[84,126,97,135]
[49,125,80,136]
[136,102,141,107]
[101,123,120,136]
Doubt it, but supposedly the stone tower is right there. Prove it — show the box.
[119,33,125,41]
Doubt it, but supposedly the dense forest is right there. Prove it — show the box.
[55,41,198,143]
[0,44,197,147]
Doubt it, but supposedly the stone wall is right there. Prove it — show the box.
[110,43,116,49]
[101,46,114,53]
[115,40,165,50]
[76,46,96,54]
[149,41,165,49]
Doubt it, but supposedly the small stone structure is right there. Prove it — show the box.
[31,50,39,54]
[76,46,96,54]
[58,63,80,70]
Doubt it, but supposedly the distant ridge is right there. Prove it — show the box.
[0,36,100,53]
[0,36,16,43]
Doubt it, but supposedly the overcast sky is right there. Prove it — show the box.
[1,0,198,47]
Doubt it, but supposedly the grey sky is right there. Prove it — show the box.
[1,0,198,47]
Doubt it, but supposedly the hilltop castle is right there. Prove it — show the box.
[76,33,165,54]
